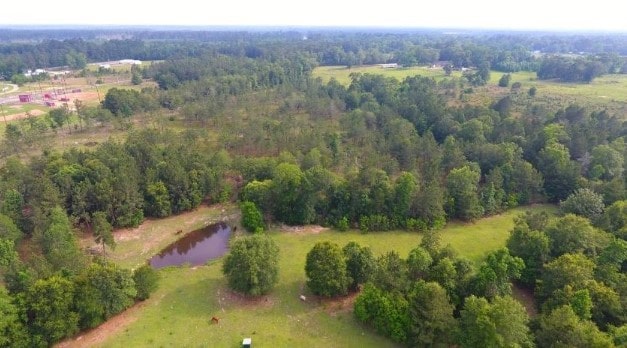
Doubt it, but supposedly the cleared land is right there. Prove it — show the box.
[62,204,553,348]
[313,65,627,112]
[313,65,463,85]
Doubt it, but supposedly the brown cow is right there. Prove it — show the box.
[211,316,220,324]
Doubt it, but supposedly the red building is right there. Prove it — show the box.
[18,94,32,102]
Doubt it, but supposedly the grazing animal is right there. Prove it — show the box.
[175,230,183,235]
[299,295,306,301]
[211,316,220,324]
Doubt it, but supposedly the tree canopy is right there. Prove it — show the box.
[222,235,280,296]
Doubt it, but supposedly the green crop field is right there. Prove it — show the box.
[84,204,554,348]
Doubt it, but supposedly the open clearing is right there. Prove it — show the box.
[62,204,553,348]
[313,65,627,112]
[313,65,463,85]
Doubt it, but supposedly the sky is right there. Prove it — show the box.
[1,0,625,32]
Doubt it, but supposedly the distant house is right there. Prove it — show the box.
[242,338,252,347]
[48,70,70,76]
[23,69,46,77]
[119,59,142,65]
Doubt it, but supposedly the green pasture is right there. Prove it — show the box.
[314,65,627,108]
[96,204,553,348]
[0,103,48,117]
[313,65,463,85]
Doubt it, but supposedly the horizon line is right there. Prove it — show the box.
[0,24,626,34]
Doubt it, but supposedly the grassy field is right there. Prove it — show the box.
[76,204,553,348]
[313,65,463,85]
[313,65,627,111]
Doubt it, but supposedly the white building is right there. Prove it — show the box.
[119,59,142,65]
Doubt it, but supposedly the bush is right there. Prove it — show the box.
[240,201,264,233]
[133,265,159,301]
[498,74,511,87]
[336,216,349,231]
[406,218,428,232]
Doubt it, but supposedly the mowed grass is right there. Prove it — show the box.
[95,204,553,348]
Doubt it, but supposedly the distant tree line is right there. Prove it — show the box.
[4,30,627,82]
[537,55,626,82]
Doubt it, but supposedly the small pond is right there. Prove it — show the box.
[149,222,231,269]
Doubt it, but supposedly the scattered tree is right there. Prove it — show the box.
[498,74,511,87]
[222,235,279,296]
[92,211,115,258]
[305,241,350,297]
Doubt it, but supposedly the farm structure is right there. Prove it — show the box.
[18,94,33,102]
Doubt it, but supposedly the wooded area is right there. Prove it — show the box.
[0,28,625,347]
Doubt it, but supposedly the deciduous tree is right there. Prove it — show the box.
[342,241,375,291]
[133,265,159,301]
[222,235,279,296]
[459,295,533,348]
[305,241,350,297]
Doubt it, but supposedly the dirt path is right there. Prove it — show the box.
[0,83,18,95]
[56,301,146,348]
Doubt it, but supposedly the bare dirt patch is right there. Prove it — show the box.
[280,225,329,235]
[512,283,538,318]
[55,301,147,348]
[319,291,359,316]
[217,287,275,311]
[71,91,101,104]
[3,109,46,121]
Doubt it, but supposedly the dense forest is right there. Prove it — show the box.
[0,28,626,347]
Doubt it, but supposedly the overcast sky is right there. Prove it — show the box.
[1,0,625,32]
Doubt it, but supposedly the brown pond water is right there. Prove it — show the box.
[149,222,231,269]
